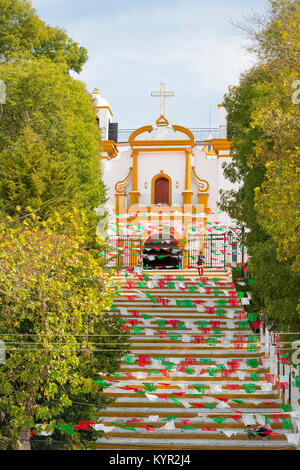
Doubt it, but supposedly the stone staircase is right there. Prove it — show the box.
[96,269,296,450]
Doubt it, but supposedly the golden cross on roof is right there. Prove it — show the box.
[151,82,174,117]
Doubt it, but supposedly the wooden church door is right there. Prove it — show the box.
[155,177,169,205]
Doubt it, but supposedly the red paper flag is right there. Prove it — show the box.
[195,336,204,344]
[227,384,240,391]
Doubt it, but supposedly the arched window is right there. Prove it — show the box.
[154,177,169,205]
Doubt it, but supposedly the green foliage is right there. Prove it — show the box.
[0,56,106,248]
[0,0,88,73]
[248,240,300,331]
[0,212,128,449]
[219,0,300,332]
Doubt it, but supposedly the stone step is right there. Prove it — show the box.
[97,270,295,450]
[96,438,295,450]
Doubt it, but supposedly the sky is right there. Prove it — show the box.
[31,0,267,129]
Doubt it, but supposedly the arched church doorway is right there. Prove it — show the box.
[143,233,182,270]
[154,177,169,205]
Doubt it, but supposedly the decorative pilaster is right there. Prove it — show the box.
[182,149,193,205]
[129,151,140,205]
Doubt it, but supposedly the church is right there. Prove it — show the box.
[93,83,241,270]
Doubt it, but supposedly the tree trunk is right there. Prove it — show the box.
[19,428,31,450]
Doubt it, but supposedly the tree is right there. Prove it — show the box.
[0,0,88,73]
[0,211,127,450]
[219,0,300,333]
[0,56,106,247]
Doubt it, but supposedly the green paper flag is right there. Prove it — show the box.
[212,417,226,424]
[164,361,175,370]
[124,354,135,364]
[283,419,293,429]
[200,358,212,364]
[133,326,141,334]
[279,404,293,412]
[56,424,75,436]
[208,338,217,346]
[142,383,157,392]
[169,332,179,341]
[293,377,300,387]
[94,379,112,387]
[250,373,260,382]
[167,282,175,289]
[120,426,137,432]
[248,335,259,342]
[198,320,208,328]
[247,313,257,321]
[193,384,205,394]
[184,300,195,308]
[239,321,249,329]
[170,397,183,407]
[203,403,214,409]
[208,367,218,377]
[213,329,222,337]
[247,358,259,368]
[243,383,256,393]
[217,299,226,307]
[216,308,225,317]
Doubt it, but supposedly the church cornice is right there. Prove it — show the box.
[128,126,153,146]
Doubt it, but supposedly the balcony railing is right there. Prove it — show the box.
[117,127,220,143]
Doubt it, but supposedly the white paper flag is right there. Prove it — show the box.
[148,415,160,422]
[255,414,266,426]
[223,430,236,438]
[237,371,246,380]
[215,400,231,409]
[287,434,299,446]
[182,334,191,343]
[94,424,115,432]
[145,393,159,402]
[145,328,154,336]
[210,384,222,393]
[161,420,175,430]
[260,382,272,392]
[243,414,256,426]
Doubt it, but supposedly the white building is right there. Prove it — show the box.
[93,84,241,269]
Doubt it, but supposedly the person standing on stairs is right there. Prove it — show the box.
[197,250,205,277]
